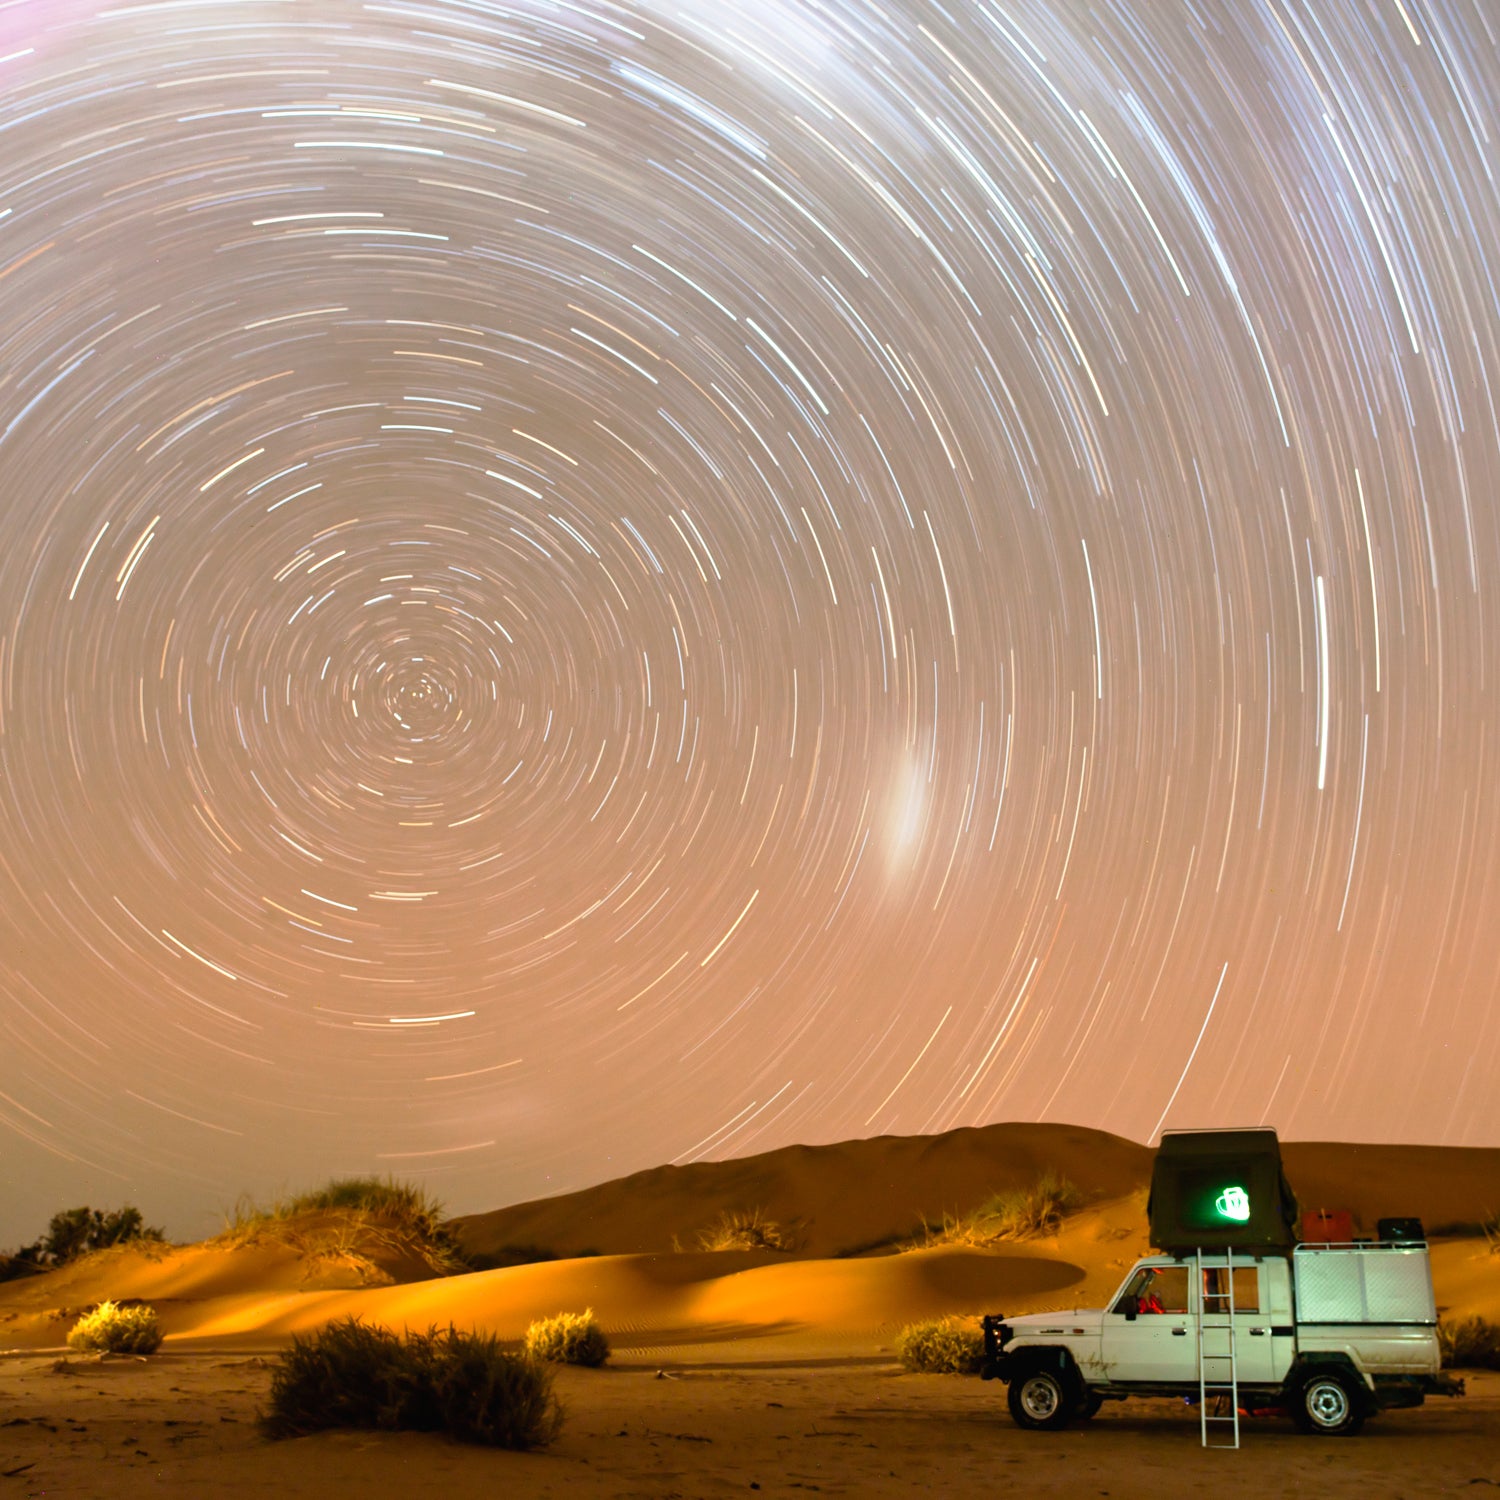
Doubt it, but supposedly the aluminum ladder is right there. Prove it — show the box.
[1195,1248,1240,1448]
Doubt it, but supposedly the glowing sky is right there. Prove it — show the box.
[2,0,1498,1244]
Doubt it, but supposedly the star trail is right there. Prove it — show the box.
[2,0,1498,1241]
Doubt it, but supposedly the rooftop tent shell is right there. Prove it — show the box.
[1147,1127,1300,1255]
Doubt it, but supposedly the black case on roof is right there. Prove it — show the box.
[1147,1128,1300,1255]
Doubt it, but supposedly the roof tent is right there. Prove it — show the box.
[1148,1128,1299,1255]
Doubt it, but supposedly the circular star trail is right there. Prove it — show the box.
[2,0,1498,1237]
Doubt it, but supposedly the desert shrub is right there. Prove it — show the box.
[0,1248,46,1284]
[913,1170,1083,1250]
[833,1232,907,1259]
[4,1206,164,1273]
[264,1317,561,1449]
[523,1309,610,1367]
[1439,1316,1500,1370]
[428,1326,565,1445]
[1429,1210,1500,1244]
[281,1178,437,1220]
[220,1177,467,1277]
[467,1245,559,1271]
[67,1300,163,1355]
[895,1317,985,1374]
[696,1208,795,1252]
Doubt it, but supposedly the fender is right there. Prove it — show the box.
[1285,1351,1374,1396]
[982,1345,1080,1386]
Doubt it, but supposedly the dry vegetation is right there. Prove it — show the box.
[895,1317,985,1374]
[910,1170,1083,1250]
[66,1300,163,1355]
[264,1316,562,1449]
[217,1177,468,1282]
[1440,1315,1500,1370]
[1,1206,165,1283]
[523,1309,611,1367]
[693,1207,797,1252]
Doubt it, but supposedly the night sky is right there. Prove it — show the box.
[3,0,1498,1245]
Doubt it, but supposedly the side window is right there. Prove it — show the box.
[1115,1264,1192,1313]
[1150,1267,1190,1312]
[1232,1266,1261,1313]
[1199,1266,1261,1313]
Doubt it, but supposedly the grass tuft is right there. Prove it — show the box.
[523,1309,611,1367]
[218,1177,468,1279]
[895,1317,985,1374]
[263,1317,561,1449]
[1439,1315,1500,1370]
[1429,1209,1500,1248]
[911,1170,1082,1250]
[67,1300,163,1355]
[695,1208,795,1252]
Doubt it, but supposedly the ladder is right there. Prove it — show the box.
[1195,1248,1240,1448]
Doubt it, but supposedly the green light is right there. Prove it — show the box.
[1214,1185,1251,1222]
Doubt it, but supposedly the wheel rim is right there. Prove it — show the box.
[1020,1375,1061,1420]
[1306,1379,1350,1427]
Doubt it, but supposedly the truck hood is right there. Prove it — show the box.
[1000,1309,1105,1333]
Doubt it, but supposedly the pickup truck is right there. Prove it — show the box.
[980,1241,1465,1436]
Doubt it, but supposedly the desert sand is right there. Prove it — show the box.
[2,1123,1496,1497]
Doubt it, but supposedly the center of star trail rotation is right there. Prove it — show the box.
[0,0,1496,1239]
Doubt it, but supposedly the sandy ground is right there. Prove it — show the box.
[1,1342,1494,1499]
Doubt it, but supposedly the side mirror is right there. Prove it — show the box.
[1116,1294,1139,1320]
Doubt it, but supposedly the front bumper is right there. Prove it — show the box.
[980,1314,1011,1381]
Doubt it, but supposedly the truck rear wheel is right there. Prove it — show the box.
[1290,1370,1366,1436]
[1007,1363,1075,1431]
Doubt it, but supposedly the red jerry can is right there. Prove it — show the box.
[1300,1207,1354,1244]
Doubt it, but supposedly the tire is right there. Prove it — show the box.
[1290,1370,1366,1437]
[1072,1391,1104,1420]
[1007,1363,1075,1431]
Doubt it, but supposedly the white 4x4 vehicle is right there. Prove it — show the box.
[981,1242,1464,1436]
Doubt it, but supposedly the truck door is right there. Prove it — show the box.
[1101,1264,1199,1383]
[1196,1261,1279,1386]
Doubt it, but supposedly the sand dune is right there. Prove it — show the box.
[451,1121,1155,1262]
[3,1121,1495,1356]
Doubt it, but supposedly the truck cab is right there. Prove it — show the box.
[1104,1254,1289,1385]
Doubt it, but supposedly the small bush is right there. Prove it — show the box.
[913,1170,1082,1249]
[264,1317,561,1449]
[896,1317,985,1374]
[696,1208,795,1252]
[1439,1316,1500,1370]
[67,1301,163,1355]
[524,1310,610,1367]
[428,1327,565,1445]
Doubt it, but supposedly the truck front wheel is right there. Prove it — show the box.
[1290,1370,1366,1437]
[1007,1364,1075,1430]
[1072,1390,1104,1420]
